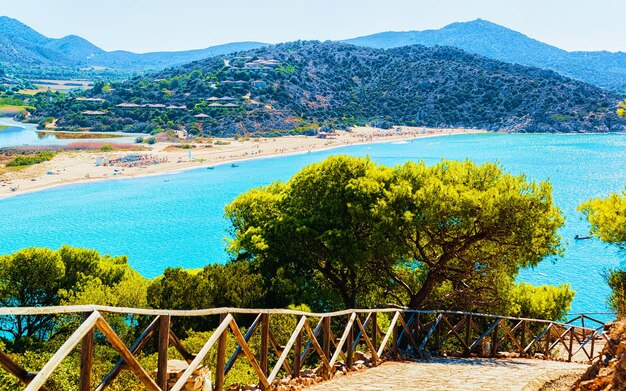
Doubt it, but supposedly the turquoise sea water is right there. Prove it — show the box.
[0,133,624,315]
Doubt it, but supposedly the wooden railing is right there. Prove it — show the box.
[0,305,608,390]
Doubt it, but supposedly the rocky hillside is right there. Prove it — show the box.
[30,41,625,136]
[344,19,626,92]
[572,320,626,390]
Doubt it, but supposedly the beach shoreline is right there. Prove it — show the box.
[0,126,487,199]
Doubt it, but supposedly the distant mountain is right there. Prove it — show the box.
[0,16,266,74]
[32,41,625,135]
[343,19,626,91]
[89,42,268,71]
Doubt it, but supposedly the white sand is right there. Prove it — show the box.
[0,126,486,199]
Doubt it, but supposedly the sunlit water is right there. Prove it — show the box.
[0,133,624,317]
[0,118,137,147]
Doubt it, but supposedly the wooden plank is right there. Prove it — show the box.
[328,325,347,362]
[468,318,501,353]
[0,349,42,389]
[300,318,324,362]
[157,315,171,390]
[464,314,472,357]
[322,316,331,378]
[499,320,524,354]
[79,313,95,391]
[260,313,269,389]
[376,311,400,358]
[352,313,372,351]
[292,317,303,377]
[26,311,100,391]
[229,318,270,389]
[440,315,470,351]
[303,319,332,372]
[397,314,419,354]
[329,313,357,369]
[169,329,195,363]
[225,314,261,376]
[215,314,228,391]
[300,317,323,364]
[568,327,574,362]
[170,314,233,391]
[95,316,160,391]
[268,329,292,374]
[371,313,378,354]
[419,313,441,352]
[96,316,160,391]
[354,316,380,362]
[437,315,466,349]
[267,315,307,384]
[491,320,500,357]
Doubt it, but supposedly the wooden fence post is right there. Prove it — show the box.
[215,313,228,391]
[157,315,171,390]
[346,318,354,369]
[490,320,499,357]
[371,312,378,355]
[392,314,399,360]
[79,313,95,391]
[292,316,303,378]
[464,314,471,357]
[520,321,526,356]
[322,316,331,377]
[260,313,269,389]
[568,327,574,362]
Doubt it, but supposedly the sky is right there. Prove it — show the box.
[1,0,625,53]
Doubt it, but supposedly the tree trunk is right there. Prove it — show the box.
[408,271,439,309]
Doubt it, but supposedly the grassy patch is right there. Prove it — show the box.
[5,151,56,167]
[0,105,33,116]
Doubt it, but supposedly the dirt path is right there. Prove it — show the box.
[304,357,588,391]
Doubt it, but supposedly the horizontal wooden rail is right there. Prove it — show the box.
[0,306,609,390]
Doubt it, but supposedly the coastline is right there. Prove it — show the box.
[0,126,487,199]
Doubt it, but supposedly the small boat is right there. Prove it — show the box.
[574,235,592,240]
[206,166,215,170]
[231,164,239,168]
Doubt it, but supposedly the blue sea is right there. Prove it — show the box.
[1,132,625,316]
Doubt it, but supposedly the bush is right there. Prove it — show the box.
[146,137,157,145]
[6,151,56,167]
[100,145,113,152]
[135,136,144,144]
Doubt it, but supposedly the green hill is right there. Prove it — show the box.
[30,41,625,135]
[343,19,626,92]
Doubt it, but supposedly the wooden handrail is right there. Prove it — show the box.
[0,305,604,331]
[0,306,611,391]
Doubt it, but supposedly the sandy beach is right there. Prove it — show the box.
[0,126,486,198]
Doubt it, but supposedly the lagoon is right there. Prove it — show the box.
[0,118,137,148]
[0,133,624,315]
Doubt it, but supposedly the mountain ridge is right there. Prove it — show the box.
[30,41,625,135]
[342,19,626,91]
[0,16,267,73]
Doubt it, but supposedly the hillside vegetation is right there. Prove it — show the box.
[30,41,625,136]
[344,19,626,92]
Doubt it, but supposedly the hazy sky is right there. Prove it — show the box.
[2,0,625,53]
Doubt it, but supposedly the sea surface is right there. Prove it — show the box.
[0,132,625,317]
[0,118,137,147]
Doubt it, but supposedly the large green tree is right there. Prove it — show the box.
[580,190,626,316]
[226,156,565,312]
[0,246,145,350]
